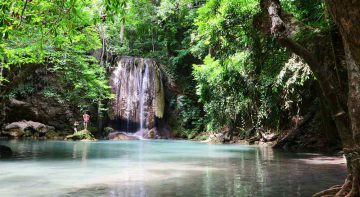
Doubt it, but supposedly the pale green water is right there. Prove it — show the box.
[0,140,346,197]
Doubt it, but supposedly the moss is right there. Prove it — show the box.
[155,69,165,118]
[45,130,59,139]
[194,134,209,141]
[103,127,114,136]
[65,130,96,141]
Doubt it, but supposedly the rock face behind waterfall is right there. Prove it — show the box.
[108,57,165,136]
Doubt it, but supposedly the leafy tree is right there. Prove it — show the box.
[1,0,111,109]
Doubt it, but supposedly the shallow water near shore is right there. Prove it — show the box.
[0,140,346,197]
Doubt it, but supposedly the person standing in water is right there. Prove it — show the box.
[83,112,90,130]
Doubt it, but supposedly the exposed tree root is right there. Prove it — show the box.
[335,175,352,196]
[312,174,356,197]
[313,185,342,197]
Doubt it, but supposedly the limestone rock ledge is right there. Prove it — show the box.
[3,120,55,138]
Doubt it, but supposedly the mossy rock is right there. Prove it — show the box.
[194,134,209,141]
[65,130,96,141]
[45,130,60,139]
[103,127,115,136]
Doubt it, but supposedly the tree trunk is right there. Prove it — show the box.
[344,42,360,197]
[254,0,354,148]
[318,89,340,145]
[254,0,358,196]
[120,18,125,44]
[325,1,360,196]
[325,0,360,68]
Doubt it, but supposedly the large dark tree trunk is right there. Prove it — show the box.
[254,0,359,196]
[326,1,360,196]
[325,0,360,68]
[341,42,360,197]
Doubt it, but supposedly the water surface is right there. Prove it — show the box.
[0,140,346,196]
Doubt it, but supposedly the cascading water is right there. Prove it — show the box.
[139,62,149,133]
[109,57,165,138]
[125,73,131,132]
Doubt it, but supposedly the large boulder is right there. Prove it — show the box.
[0,145,12,158]
[108,132,138,140]
[3,121,55,138]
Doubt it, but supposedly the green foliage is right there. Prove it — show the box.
[281,0,330,40]
[1,0,323,137]
[192,0,259,59]
[42,86,57,98]
[66,130,95,141]
[193,53,254,131]
[7,83,35,98]
[191,0,315,133]
[1,0,111,109]
[275,55,314,111]
[104,0,201,89]
[171,95,204,138]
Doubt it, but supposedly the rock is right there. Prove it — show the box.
[108,132,138,140]
[45,130,60,139]
[6,95,75,131]
[248,135,260,144]
[103,127,115,136]
[65,130,96,141]
[0,145,12,158]
[203,133,224,144]
[6,128,25,138]
[143,129,156,139]
[4,66,77,131]
[9,98,31,107]
[257,128,278,142]
[3,121,55,138]
[223,131,232,142]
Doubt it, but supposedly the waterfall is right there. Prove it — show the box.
[125,72,131,132]
[139,62,149,132]
[109,57,165,138]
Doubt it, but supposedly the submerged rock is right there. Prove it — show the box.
[108,132,139,140]
[0,145,12,158]
[65,130,96,141]
[3,120,55,138]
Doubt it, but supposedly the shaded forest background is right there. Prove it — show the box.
[0,0,346,145]
[2,0,360,196]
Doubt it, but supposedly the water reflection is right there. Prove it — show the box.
[0,140,346,197]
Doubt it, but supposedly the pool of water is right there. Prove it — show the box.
[0,140,346,197]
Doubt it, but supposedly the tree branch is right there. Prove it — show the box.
[255,0,319,68]
[19,0,29,26]
[277,38,319,68]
